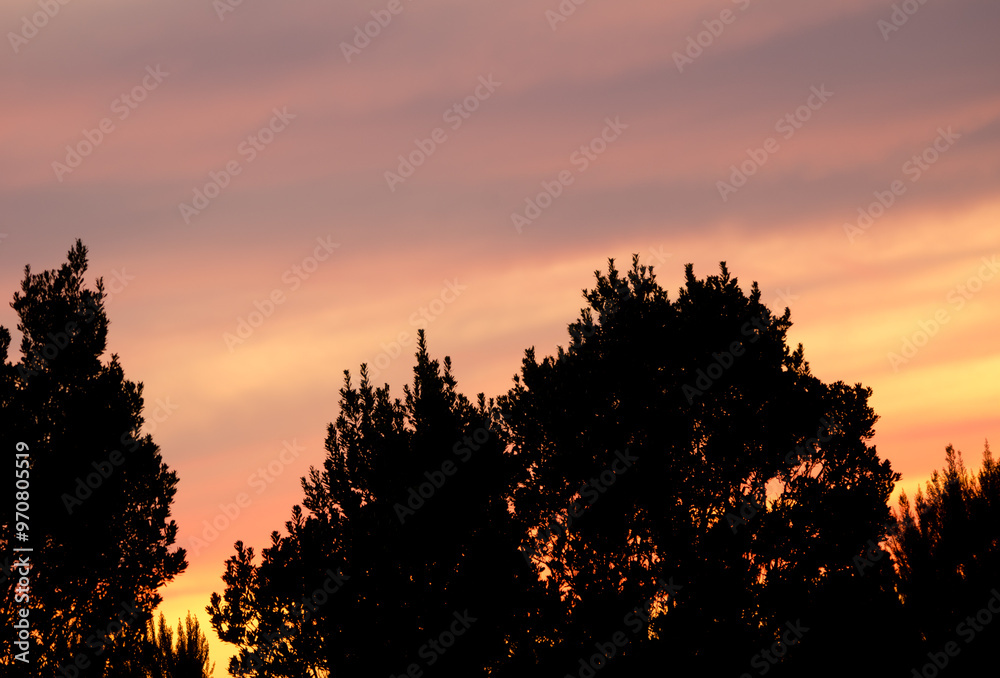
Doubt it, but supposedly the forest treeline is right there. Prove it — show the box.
[1,242,998,677]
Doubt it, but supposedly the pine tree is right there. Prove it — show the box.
[0,240,186,677]
[209,332,550,677]
[891,441,1000,672]
[496,256,905,675]
[143,612,215,678]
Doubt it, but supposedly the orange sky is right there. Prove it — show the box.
[2,0,999,672]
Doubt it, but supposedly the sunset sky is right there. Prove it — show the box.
[3,0,999,671]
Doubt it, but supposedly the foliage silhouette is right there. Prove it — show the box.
[11,243,995,675]
[209,331,551,677]
[146,612,216,678]
[0,241,186,677]
[890,442,1000,673]
[496,256,910,676]
[209,256,929,676]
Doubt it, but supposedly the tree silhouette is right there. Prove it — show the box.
[12,242,1000,675]
[496,256,907,675]
[142,612,216,678]
[99,611,214,678]
[0,241,186,677]
[209,331,551,677]
[891,442,1000,673]
[201,254,1000,676]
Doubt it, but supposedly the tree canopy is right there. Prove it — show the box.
[6,242,998,676]
[209,332,550,677]
[0,241,187,677]
[496,257,906,674]
[890,442,1000,673]
[207,256,953,676]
